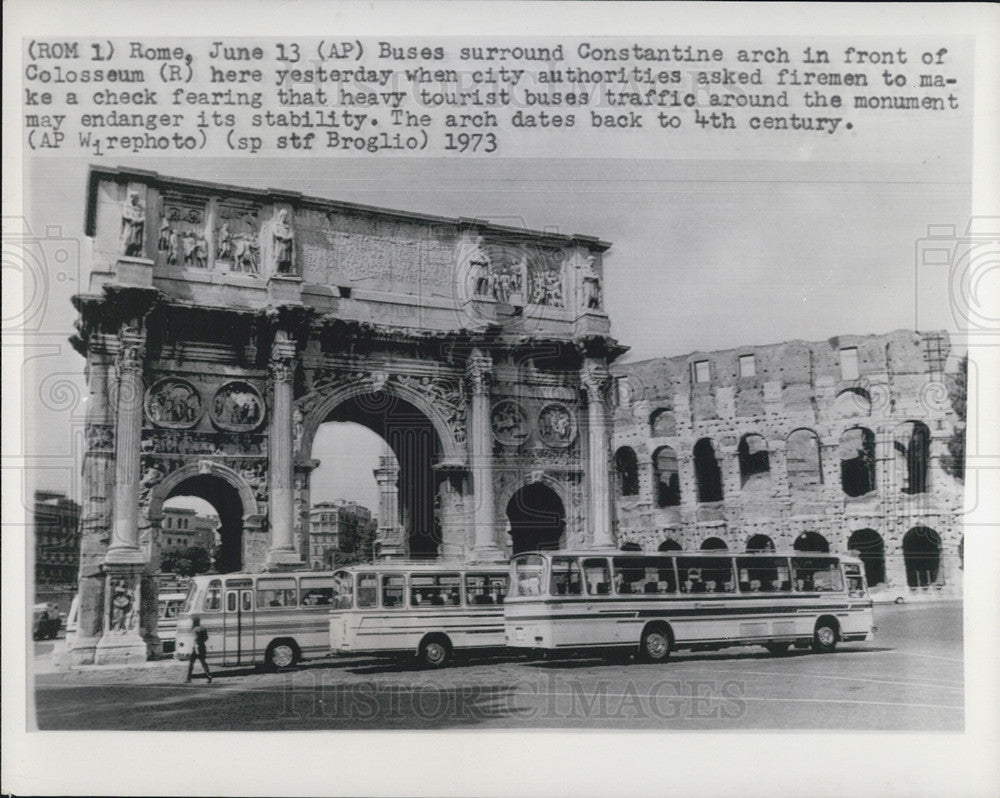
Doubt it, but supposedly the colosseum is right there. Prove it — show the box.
[610,329,964,599]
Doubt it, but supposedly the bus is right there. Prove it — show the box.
[174,571,337,670]
[505,550,874,662]
[328,563,509,668]
[156,584,189,655]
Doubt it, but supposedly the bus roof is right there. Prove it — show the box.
[513,549,861,561]
[333,561,508,573]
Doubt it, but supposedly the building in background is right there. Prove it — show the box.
[610,329,964,598]
[160,507,219,553]
[33,490,81,586]
[307,500,375,569]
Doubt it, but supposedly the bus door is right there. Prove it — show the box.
[223,581,255,666]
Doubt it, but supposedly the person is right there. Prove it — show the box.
[185,615,212,683]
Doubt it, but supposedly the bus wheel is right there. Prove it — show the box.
[765,643,791,657]
[640,626,671,663]
[265,639,299,671]
[418,636,451,669]
[813,620,838,654]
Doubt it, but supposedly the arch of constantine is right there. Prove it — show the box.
[69,166,625,664]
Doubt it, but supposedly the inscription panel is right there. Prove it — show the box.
[297,208,456,296]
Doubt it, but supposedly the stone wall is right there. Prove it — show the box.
[611,330,964,598]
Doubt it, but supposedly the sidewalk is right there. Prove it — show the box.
[39,640,179,676]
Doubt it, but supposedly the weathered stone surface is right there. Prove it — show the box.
[71,166,624,660]
[611,330,963,597]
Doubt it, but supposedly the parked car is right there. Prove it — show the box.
[33,602,62,639]
[869,586,907,604]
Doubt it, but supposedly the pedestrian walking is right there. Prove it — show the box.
[185,615,213,683]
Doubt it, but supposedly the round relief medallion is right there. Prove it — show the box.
[210,381,265,431]
[537,402,576,448]
[491,400,530,446]
[144,378,203,429]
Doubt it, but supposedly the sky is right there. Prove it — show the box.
[18,153,972,512]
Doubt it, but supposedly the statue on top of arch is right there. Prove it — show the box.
[119,190,146,257]
[270,209,296,275]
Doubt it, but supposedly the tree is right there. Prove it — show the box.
[942,354,967,481]
[160,546,213,577]
[334,518,378,567]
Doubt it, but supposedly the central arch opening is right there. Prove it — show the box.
[313,392,443,559]
[507,482,566,555]
[162,474,242,573]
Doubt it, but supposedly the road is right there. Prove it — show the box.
[33,602,963,730]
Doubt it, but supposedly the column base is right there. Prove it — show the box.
[49,639,75,669]
[265,548,302,570]
[103,546,147,566]
[94,629,150,665]
[375,541,407,560]
[470,547,505,564]
[67,635,100,666]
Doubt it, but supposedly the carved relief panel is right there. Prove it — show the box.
[211,381,266,431]
[216,199,262,275]
[157,195,209,269]
[537,402,577,448]
[465,240,566,307]
[144,378,203,429]
[491,400,530,446]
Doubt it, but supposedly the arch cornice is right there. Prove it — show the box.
[295,376,465,467]
[147,461,260,522]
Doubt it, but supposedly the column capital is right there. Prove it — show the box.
[269,339,297,382]
[581,360,611,403]
[114,338,145,375]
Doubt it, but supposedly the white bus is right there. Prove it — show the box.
[328,563,509,668]
[156,587,189,655]
[505,550,874,662]
[174,571,336,670]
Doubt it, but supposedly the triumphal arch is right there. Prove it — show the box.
[69,166,625,663]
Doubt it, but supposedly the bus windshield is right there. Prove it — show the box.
[332,570,354,608]
[512,555,545,597]
[180,581,198,615]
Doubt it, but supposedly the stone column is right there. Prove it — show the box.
[374,452,405,559]
[96,328,152,664]
[267,334,300,567]
[468,349,501,561]
[583,359,614,548]
[64,345,115,665]
[105,330,146,565]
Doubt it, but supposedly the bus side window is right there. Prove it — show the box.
[582,558,612,595]
[550,558,583,596]
[381,575,404,608]
[357,574,377,608]
[465,575,491,605]
[792,557,844,592]
[299,577,334,606]
[203,579,222,612]
[257,577,297,609]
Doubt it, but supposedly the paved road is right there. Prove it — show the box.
[33,602,963,730]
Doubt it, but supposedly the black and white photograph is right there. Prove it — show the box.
[3,3,999,796]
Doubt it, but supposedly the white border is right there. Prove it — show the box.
[4,3,999,796]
